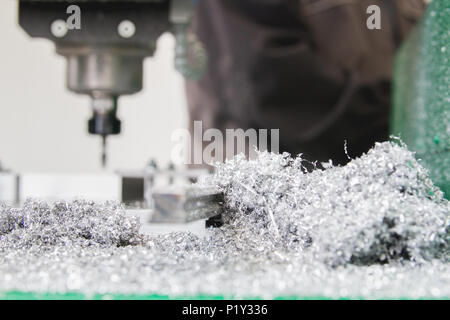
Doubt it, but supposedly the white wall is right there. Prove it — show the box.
[0,0,188,173]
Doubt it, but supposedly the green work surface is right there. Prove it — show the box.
[0,291,448,300]
[392,0,450,198]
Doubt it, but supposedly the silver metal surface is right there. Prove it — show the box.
[62,48,147,96]
[128,209,208,236]
[150,186,223,223]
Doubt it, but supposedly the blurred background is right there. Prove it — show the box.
[0,0,188,173]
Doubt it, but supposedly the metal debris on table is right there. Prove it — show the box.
[150,186,224,223]
[0,141,449,299]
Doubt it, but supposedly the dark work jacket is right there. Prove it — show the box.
[185,0,425,165]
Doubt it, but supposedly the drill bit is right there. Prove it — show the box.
[101,135,108,168]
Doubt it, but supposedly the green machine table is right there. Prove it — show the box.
[392,0,450,199]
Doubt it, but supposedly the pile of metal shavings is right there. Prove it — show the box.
[0,141,449,299]
[203,141,449,267]
[0,200,142,249]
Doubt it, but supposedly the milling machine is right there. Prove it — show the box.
[1,0,222,226]
[18,0,205,167]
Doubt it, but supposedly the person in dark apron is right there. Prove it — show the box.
[185,0,425,166]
